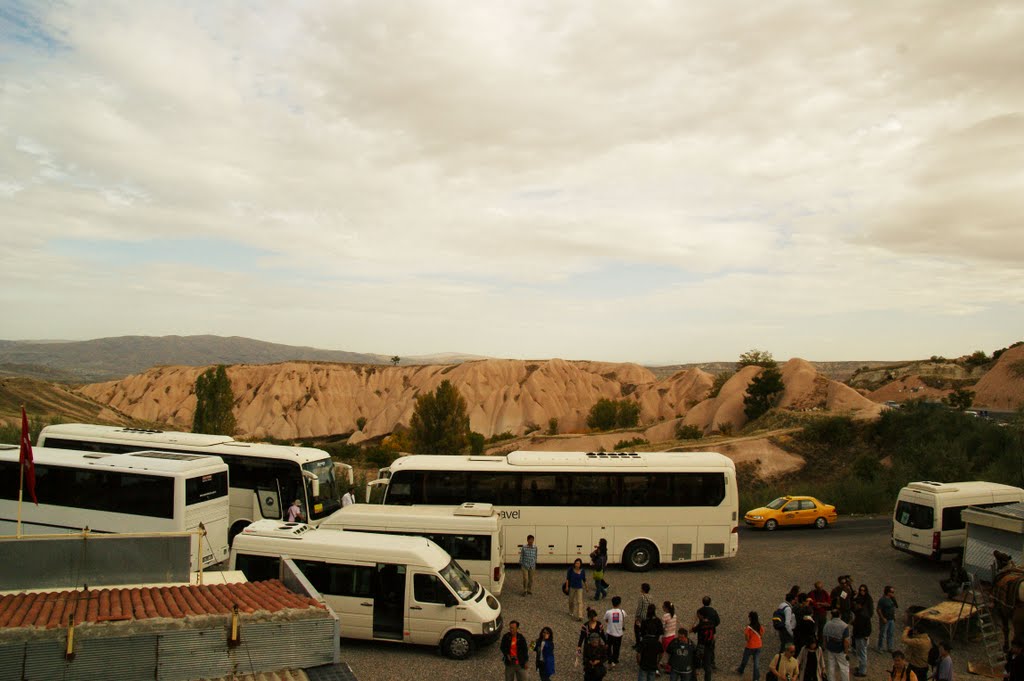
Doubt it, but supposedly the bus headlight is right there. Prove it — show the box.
[486,595,499,610]
[482,619,499,634]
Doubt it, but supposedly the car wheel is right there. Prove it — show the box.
[814,517,828,529]
[764,519,778,531]
[623,540,658,572]
[442,630,474,660]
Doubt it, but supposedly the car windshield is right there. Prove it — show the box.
[303,458,341,520]
[439,559,477,600]
[766,497,789,510]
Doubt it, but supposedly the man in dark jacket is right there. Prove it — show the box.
[500,620,529,681]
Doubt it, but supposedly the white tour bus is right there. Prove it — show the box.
[230,520,502,659]
[37,424,352,541]
[892,480,1024,560]
[319,502,505,595]
[371,450,739,571]
[0,444,230,569]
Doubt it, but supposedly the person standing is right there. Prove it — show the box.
[580,616,609,681]
[577,608,606,653]
[831,576,853,624]
[638,627,664,681]
[696,596,721,671]
[774,593,797,652]
[341,487,356,507]
[592,538,610,600]
[500,620,529,681]
[736,611,765,681]
[603,595,628,669]
[852,585,873,677]
[794,594,817,655]
[935,642,954,681]
[888,651,919,681]
[809,581,832,641]
[519,535,538,596]
[565,558,587,621]
[823,609,851,681]
[797,639,826,681]
[286,498,303,522]
[902,624,932,681]
[534,626,556,681]
[635,583,654,649]
[767,644,800,681]
[662,601,680,671]
[694,611,717,681]
[667,628,697,681]
[877,586,899,652]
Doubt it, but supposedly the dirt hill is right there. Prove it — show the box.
[972,344,1024,410]
[0,377,131,428]
[76,358,882,441]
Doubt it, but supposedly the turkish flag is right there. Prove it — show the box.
[19,407,37,505]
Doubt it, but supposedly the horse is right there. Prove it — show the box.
[992,550,1024,652]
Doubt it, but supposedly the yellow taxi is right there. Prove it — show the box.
[744,495,837,531]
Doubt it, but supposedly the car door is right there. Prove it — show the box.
[779,500,801,526]
[798,499,819,525]
[408,571,458,645]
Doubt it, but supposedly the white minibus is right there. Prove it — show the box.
[891,480,1024,560]
[0,445,230,570]
[38,423,353,541]
[372,450,739,571]
[229,520,502,659]
[319,502,505,595]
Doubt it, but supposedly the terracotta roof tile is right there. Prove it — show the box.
[0,580,324,630]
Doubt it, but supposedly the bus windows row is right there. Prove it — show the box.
[386,470,727,508]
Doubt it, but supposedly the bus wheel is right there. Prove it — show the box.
[442,630,474,660]
[228,520,251,546]
[623,540,658,572]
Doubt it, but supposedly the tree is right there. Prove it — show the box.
[409,380,470,454]
[616,400,641,428]
[709,371,734,399]
[193,365,237,435]
[737,349,777,369]
[547,417,559,435]
[356,416,367,431]
[743,366,785,420]
[586,399,619,431]
[947,387,975,411]
[468,431,485,455]
[391,356,401,366]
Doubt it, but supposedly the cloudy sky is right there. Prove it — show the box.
[2,1,1022,364]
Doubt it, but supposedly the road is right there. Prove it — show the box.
[338,517,974,681]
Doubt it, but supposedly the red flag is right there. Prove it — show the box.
[19,407,37,505]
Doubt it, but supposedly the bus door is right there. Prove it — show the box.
[256,482,282,520]
[408,570,458,645]
[373,563,406,640]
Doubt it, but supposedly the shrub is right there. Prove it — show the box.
[708,371,733,399]
[717,422,734,436]
[614,437,648,450]
[524,422,540,435]
[798,416,857,448]
[547,417,559,435]
[743,367,784,420]
[586,399,641,431]
[675,424,704,440]
[468,431,485,455]
[487,431,516,443]
[356,416,367,431]
[737,349,777,369]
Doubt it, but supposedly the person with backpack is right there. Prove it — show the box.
[603,595,628,668]
[887,650,919,681]
[773,593,797,652]
[581,625,609,681]
[667,627,697,681]
[638,627,665,681]
[823,608,851,681]
[694,610,717,681]
[695,596,721,671]
[736,611,765,681]
[591,538,610,601]
[500,620,530,681]
[935,641,954,681]
[534,626,556,681]
[901,624,932,681]
[767,643,800,681]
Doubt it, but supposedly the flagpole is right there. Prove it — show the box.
[17,408,25,539]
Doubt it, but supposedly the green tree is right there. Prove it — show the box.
[468,431,485,455]
[193,365,237,435]
[743,366,785,420]
[409,380,470,454]
[391,356,401,366]
[587,398,619,430]
[616,400,641,428]
[356,416,367,431]
[708,371,734,398]
[946,387,975,411]
[737,349,777,369]
[547,417,559,435]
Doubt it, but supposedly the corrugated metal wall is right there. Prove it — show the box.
[965,524,1023,580]
[0,618,336,681]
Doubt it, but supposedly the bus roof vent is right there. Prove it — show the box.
[240,519,313,539]
[83,453,113,459]
[455,502,494,517]
[116,427,165,434]
[907,481,958,493]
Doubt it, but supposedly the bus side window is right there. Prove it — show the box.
[235,553,281,582]
[413,573,450,604]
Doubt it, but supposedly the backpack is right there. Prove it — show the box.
[927,640,940,668]
[772,605,789,631]
[584,631,607,663]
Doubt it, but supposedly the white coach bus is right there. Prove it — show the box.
[319,502,506,595]
[372,450,739,571]
[38,423,352,541]
[0,445,230,569]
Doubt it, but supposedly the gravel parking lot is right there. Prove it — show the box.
[339,519,973,681]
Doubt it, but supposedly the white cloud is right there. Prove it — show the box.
[1,0,1022,361]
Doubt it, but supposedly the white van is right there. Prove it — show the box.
[891,481,1024,560]
[230,520,502,659]
[319,503,505,595]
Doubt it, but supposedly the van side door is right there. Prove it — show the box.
[293,559,375,640]
[408,571,458,645]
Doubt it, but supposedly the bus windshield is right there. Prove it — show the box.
[439,559,477,600]
[303,459,341,520]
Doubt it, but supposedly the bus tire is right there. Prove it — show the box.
[228,520,251,546]
[623,540,658,572]
[442,629,474,660]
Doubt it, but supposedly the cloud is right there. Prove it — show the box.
[1,0,1022,361]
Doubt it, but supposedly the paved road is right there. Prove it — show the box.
[338,516,981,681]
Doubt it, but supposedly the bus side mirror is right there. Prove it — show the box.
[302,471,320,499]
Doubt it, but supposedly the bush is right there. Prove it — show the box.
[524,422,541,435]
[708,372,733,399]
[737,349,777,369]
[356,416,367,431]
[717,422,734,436]
[798,416,857,448]
[675,424,704,440]
[468,431,485,455]
[743,367,784,420]
[614,437,648,450]
[586,399,641,431]
[487,431,516,443]
[547,417,559,435]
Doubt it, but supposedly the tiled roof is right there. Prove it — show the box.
[0,579,324,630]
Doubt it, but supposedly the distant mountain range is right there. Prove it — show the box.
[0,335,487,383]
